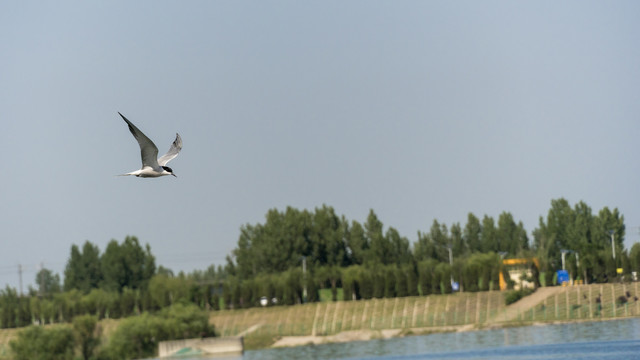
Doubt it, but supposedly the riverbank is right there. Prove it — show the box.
[242,318,640,360]
[0,283,638,357]
[212,282,640,350]
[270,316,638,348]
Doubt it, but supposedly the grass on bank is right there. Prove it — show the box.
[215,283,640,349]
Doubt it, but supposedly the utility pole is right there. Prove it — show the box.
[447,245,454,288]
[18,264,23,296]
[39,262,45,297]
[608,230,616,261]
[561,250,568,270]
[302,256,307,303]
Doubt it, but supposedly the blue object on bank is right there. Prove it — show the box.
[557,270,569,284]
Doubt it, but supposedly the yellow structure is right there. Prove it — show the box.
[499,258,540,291]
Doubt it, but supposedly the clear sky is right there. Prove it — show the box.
[1,1,639,290]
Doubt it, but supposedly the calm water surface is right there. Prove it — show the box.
[161,318,640,360]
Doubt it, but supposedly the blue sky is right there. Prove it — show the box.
[1,1,639,290]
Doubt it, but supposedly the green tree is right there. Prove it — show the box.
[310,205,348,268]
[365,209,390,265]
[535,198,573,271]
[393,266,406,297]
[595,206,625,264]
[73,315,100,360]
[385,227,412,265]
[82,288,110,319]
[450,223,466,257]
[101,236,156,292]
[480,216,497,253]
[104,313,165,359]
[63,242,102,293]
[315,266,341,301]
[358,266,374,299]
[105,304,213,359]
[232,207,313,277]
[383,266,396,298]
[10,325,74,360]
[428,220,450,262]
[414,230,436,262]
[533,199,626,283]
[0,286,20,328]
[496,212,529,255]
[341,265,360,301]
[418,259,438,295]
[630,243,640,273]
[346,221,368,265]
[148,274,192,310]
[35,268,61,297]
[464,213,482,253]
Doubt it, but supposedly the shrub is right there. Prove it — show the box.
[73,315,100,360]
[103,303,214,360]
[504,288,535,305]
[10,325,74,360]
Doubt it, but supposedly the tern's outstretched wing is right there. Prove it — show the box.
[119,112,160,169]
[158,133,182,166]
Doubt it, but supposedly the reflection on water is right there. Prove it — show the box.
[154,318,640,360]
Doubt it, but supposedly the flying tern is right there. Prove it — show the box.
[118,112,182,178]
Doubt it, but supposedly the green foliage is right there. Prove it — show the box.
[148,274,192,309]
[315,266,341,301]
[504,288,535,305]
[230,207,415,279]
[64,242,102,293]
[105,304,213,360]
[10,325,74,360]
[0,199,631,335]
[383,266,396,298]
[534,199,626,282]
[341,266,358,301]
[73,315,100,360]
[158,303,215,338]
[434,262,452,294]
[346,221,369,265]
[101,237,156,293]
[0,286,25,328]
[63,237,155,295]
[418,259,438,296]
[404,264,419,297]
[103,313,166,359]
[35,268,62,296]
[629,243,640,272]
[394,266,408,297]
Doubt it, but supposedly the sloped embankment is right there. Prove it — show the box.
[212,283,640,349]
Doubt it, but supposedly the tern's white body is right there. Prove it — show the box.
[123,166,173,178]
[118,112,182,178]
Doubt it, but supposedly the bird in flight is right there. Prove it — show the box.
[118,112,182,178]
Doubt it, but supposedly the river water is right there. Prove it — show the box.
[160,318,640,360]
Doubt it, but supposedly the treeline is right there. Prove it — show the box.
[221,199,638,308]
[222,253,503,309]
[0,199,636,330]
[226,200,628,281]
[0,236,225,329]
[534,199,627,282]
[226,205,529,278]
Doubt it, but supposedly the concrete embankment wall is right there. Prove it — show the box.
[210,283,640,340]
[158,336,243,357]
